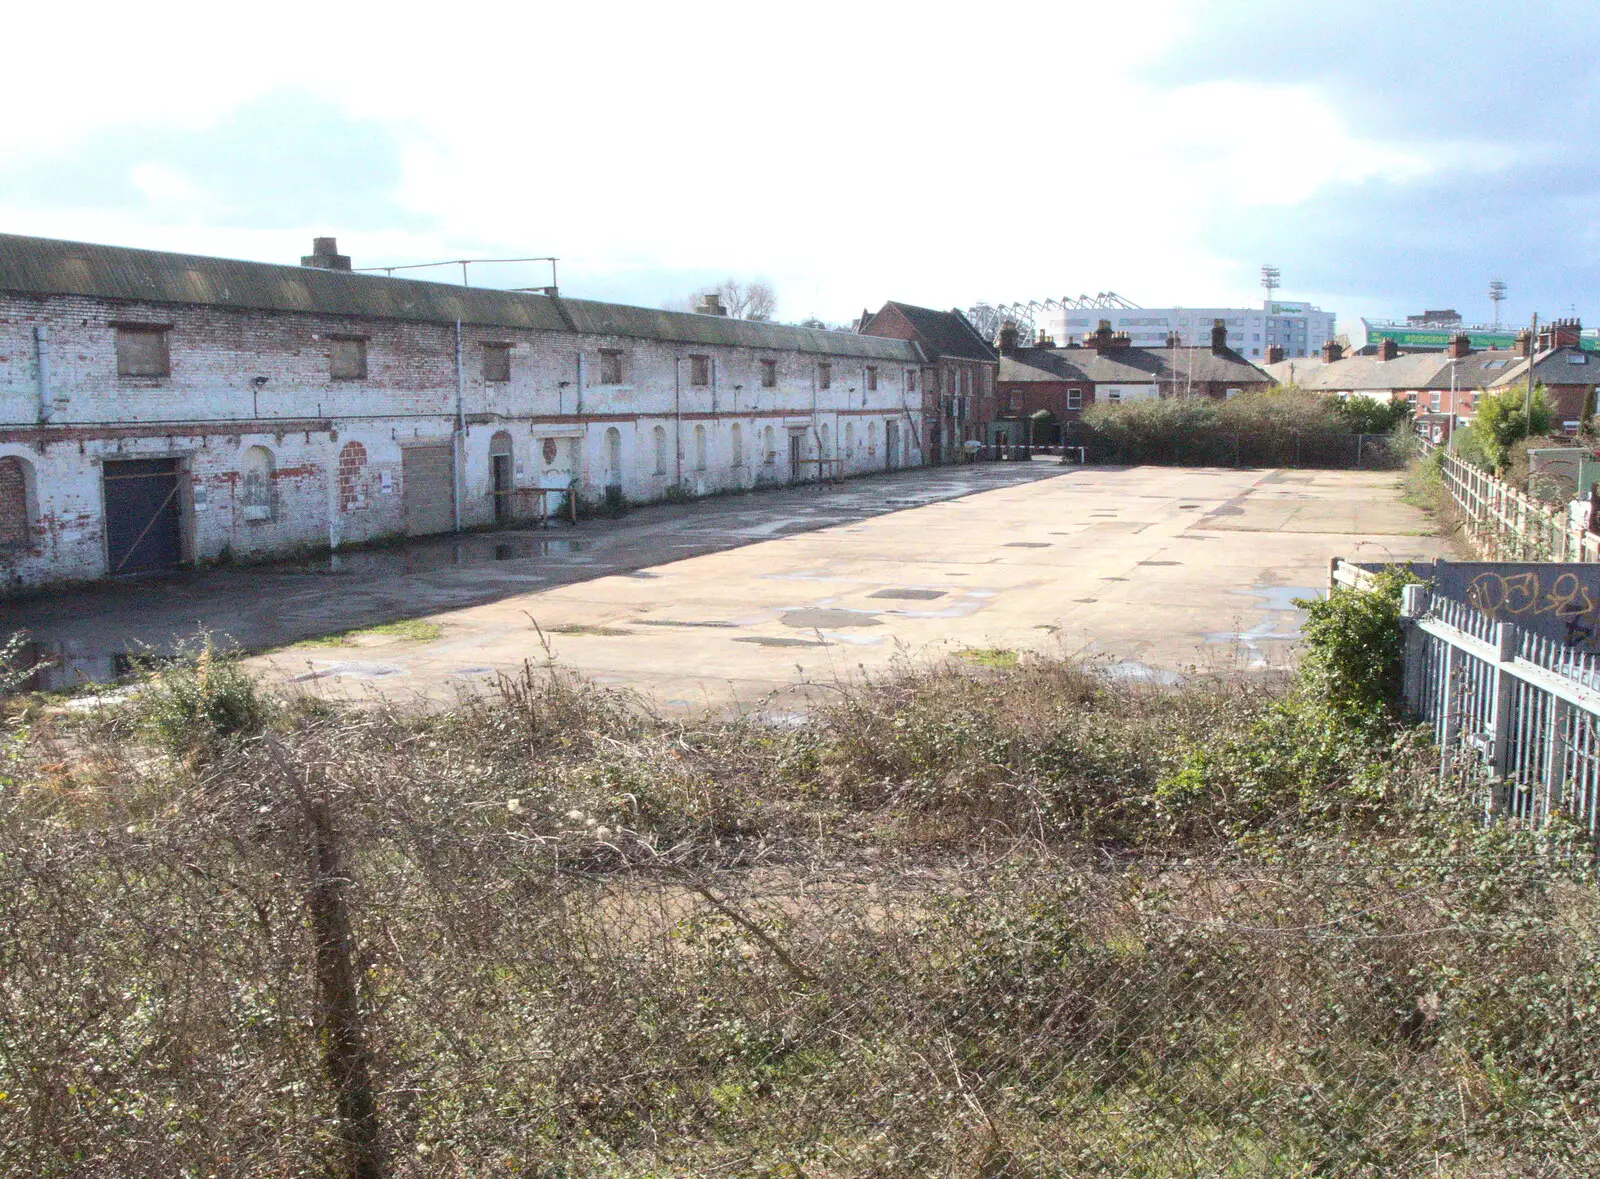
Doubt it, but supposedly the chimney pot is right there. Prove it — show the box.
[301,236,352,271]
[1210,318,1228,355]
[1265,344,1285,365]
[998,320,1019,357]
[1447,333,1471,360]
[1377,338,1399,361]
[1321,340,1344,364]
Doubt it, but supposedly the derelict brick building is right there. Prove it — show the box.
[0,234,926,592]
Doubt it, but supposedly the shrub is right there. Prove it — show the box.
[1465,383,1552,472]
[132,636,272,756]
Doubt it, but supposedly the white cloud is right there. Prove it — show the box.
[0,0,1493,319]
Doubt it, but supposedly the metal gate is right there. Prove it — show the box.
[403,445,454,536]
[103,458,182,575]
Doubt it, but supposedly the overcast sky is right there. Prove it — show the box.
[3,0,1594,332]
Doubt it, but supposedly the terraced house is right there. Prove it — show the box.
[0,234,924,593]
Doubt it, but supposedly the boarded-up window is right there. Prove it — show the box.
[600,350,624,385]
[818,363,832,390]
[760,359,777,388]
[483,343,511,383]
[0,456,29,548]
[905,369,916,392]
[866,366,878,391]
[330,337,367,380]
[690,355,710,386]
[115,326,170,377]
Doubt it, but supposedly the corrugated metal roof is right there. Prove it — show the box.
[0,232,921,362]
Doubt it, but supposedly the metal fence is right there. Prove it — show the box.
[1401,583,1600,831]
[1050,427,1406,470]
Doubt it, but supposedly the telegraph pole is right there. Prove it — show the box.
[1526,312,1538,442]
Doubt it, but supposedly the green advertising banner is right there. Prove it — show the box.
[1367,326,1600,352]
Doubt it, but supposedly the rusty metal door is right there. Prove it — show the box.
[103,458,182,575]
[403,445,454,536]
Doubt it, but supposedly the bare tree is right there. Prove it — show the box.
[671,279,778,321]
[724,279,777,322]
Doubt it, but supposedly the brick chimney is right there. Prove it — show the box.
[695,292,727,316]
[1166,331,1182,348]
[1515,328,1534,357]
[1539,317,1582,351]
[1321,340,1344,364]
[998,320,1019,357]
[1210,318,1228,354]
[301,236,351,271]
[1377,338,1399,361]
[1446,333,1471,359]
[1265,344,1285,365]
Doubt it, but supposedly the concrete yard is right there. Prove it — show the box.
[11,462,1446,711]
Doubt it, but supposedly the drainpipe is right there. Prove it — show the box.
[453,319,464,532]
[674,357,683,489]
[33,326,51,423]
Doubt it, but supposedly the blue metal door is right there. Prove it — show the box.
[103,458,182,574]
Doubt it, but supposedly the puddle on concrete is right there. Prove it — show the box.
[733,636,829,648]
[1102,660,1186,686]
[747,710,813,729]
[1203,585,1322,667]
[782,608,882,629]
[282,533,590,577]
[292,661,406,681]
[869,588,946,600]
[1005,542,1051,548]
[638,619,737,628]
[450,666,496,677]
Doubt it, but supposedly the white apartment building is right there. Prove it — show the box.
[1041,300,1336,359]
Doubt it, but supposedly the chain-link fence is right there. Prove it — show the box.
[1057,425,1408,470]
[5,658,1600,1176]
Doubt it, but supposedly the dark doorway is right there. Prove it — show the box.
[886,420,899,470]
[103,458,182,575]
[492,454,514,523]
[789,432,803,482]
[490,430,515,523]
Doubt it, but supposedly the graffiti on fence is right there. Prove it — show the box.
[1348,558,1600,650]
[1466,569,1600,648]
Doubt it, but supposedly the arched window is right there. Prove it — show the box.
[337,441,368,513]
[0,455,34,549]
[653,425,667,475]
[604,427,622,488]
[867,420,878,455]
[819,423,831,457]
[763,425,776,464]
[239,445,275,522]
[694,424,707,471]
[730,423,743,467]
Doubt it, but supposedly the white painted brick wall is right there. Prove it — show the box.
[0,293,924,591]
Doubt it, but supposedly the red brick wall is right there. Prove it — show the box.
[0,457,28,548]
